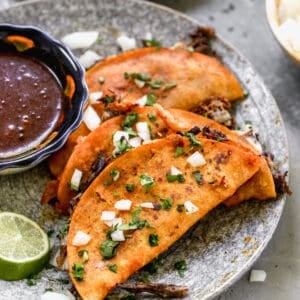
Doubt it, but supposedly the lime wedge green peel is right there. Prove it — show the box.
[0,212,50,281]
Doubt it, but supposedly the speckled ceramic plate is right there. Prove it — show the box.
[0,0,289,299]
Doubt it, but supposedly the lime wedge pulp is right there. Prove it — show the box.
[0,212,50,281]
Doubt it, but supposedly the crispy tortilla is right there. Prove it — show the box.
[48,47,243,176]
[160,108,276,205]
[55,106,275,213]
[86,47,244,110]
[55,107,171,213]
[67,134,260,300]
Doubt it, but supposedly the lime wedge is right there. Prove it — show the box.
[0,212,50,281]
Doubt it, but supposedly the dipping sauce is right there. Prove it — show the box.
[0,52,64,158]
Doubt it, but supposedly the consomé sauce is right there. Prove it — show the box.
[0,52,64,158]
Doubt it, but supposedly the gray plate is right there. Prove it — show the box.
[0,0,289,299]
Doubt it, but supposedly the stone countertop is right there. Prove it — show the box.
[2,0,300,299]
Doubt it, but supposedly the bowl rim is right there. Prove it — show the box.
[0,23,88,173]
[265,0,300,63]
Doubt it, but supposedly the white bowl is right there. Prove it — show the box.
[266,0,300,64]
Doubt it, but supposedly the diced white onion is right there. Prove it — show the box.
[89,91,103,104]
[113,131,129,147]
[100,211,116,221]
[170,166,182,175]
[187,151,206,167]
[114,199,132,211]
[111,230,125,242]
[128,137,142,148]
[41,291,74,300]
[249,269,267,282]
[72,230,91,246]
[116,35,137,52]
[144,32,153,40]
[140,202,155,209]
[61,31,99,49]
[135,95,147,107]
[79,50,102,69]
[70,168,82,191]
[136,122,151,142]
[83,105,101,131]
[134,79,145,88]
[184,200,199,214]
[104,217,122,227]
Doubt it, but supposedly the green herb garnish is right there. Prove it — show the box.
[183,132,201,147]
[78,249,89,263]
[122,112,139,128]
[174,260,187,277]
[149,233,159,247]
[126,183,135,192]
[147,79,164,89]
[102,95,115,105]
[124,72,151,81]
[108,264,118,273]
[174,146,185,158]
[72,263,84,281]
[99,239,120,260]
[166,173,185,183]
[110,169,120,181]
[115,138,132,156]
[145,93,157,106]
[193,171,203,185]
[142,39,162,49]
[140,174,155,191]
[160,198,173,210]
[59,223,69,236]
[147,113,158,127]
[143,257,164,274]
[130,207,154,229]
[163,82,177,91]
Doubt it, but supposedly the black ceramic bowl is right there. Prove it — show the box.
[0,23,88,174]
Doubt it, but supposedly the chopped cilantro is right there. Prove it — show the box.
[174,146,185,158]
[139,272,150,283]
[149,233,159,247]
[130,207,154,229]
[110,169,120,181]
[166,173,185,183]
[163,82,177,91]
[108,264,118,273]
[115,137,132,156]
[47,229,54,237]
[183,132,201,147]
[102,95,115,105]
[147,79,164,89]
[142,39,162,49]
[176,204,184,212]
[193,171,203,185]
[140,174,155,191]
[72,262,84,281]
[99,239,120,260]
[122,112,139,128]
[124,72,151,81]
[147,113,159,127]
[26,274,40,286]
[126,183,135,192]
[124,126,137,137]
[78,249,89,263]
[145,93,157,106]
[174,260,187,277]
[160,197,173,210]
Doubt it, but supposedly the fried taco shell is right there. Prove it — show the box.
[67,134,260,300]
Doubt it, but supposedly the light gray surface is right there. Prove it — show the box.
[1,0,299,300]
